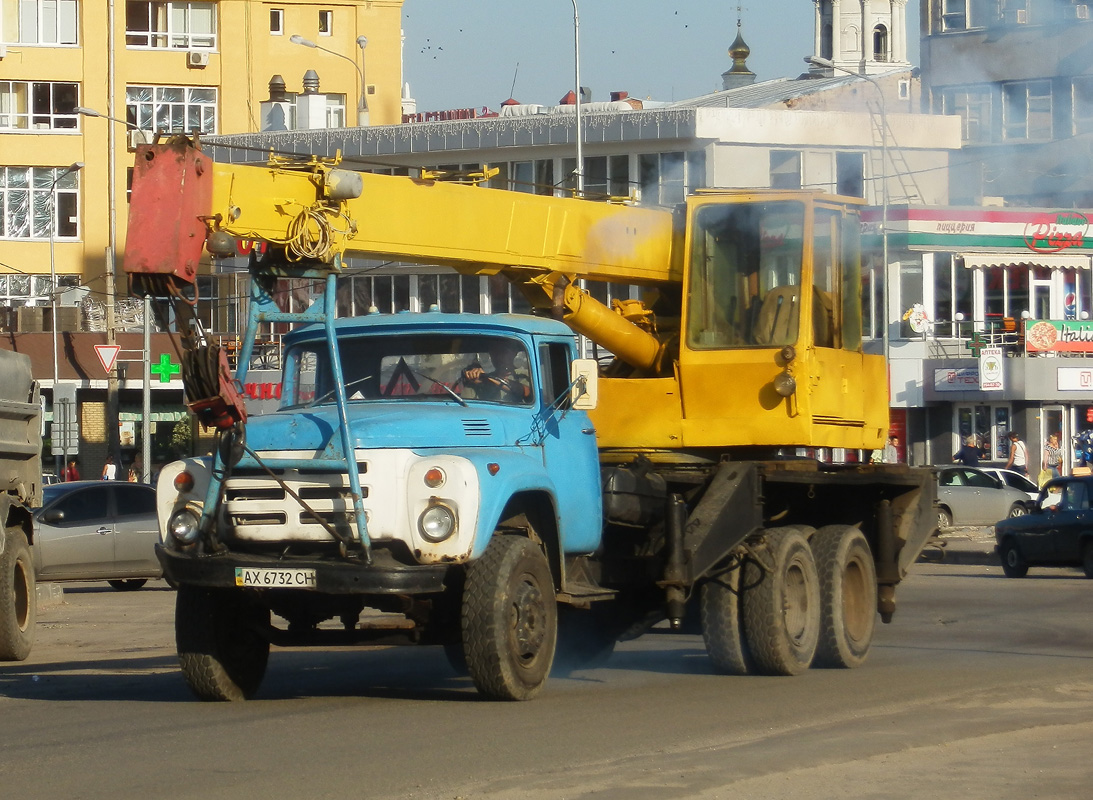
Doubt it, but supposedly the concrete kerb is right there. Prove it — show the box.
[917,526,1000,567]
[36,582,64,607]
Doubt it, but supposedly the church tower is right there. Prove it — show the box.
[810,0,911,76]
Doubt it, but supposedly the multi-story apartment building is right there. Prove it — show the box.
[0,0,404,474]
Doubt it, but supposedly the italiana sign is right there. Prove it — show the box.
[1025,319,1093,354]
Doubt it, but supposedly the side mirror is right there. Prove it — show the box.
[42,508,65,524]
[570,359,599,410]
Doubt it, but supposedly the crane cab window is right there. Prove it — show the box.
[687,201,804,349]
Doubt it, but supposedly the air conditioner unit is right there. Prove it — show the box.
[127,129,154,151]
[1078,4,1090,20]
[187,51,209,68]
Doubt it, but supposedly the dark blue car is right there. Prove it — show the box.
[994,477,1093,578]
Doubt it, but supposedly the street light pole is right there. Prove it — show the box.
[49,161,84,481]
[571,0,584,195]
[289,34,370,126]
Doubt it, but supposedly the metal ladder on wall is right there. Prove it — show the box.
[206,255,372,562]
[869,105,921,205]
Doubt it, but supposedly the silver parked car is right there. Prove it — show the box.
[33,481,162,590]
[977,466,1041,502]
[936,466,1032,529]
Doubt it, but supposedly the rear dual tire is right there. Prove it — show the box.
[0,528,35,661]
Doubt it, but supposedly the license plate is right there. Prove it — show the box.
[235,567,317,589]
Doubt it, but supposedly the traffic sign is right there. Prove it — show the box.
[94,344,121,372]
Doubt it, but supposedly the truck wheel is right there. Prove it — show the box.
[175,585,270,701]
[811,525,877,669]
[0,528,35,661]
[700,558,752,675]
[741,527,820,676]
[462,535,557,700]
[999,540,1029,578]
[108,579,148,591]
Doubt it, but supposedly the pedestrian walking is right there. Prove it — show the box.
[101,455,117,481]
[63,457,80,482]
[1005,431,1029,476]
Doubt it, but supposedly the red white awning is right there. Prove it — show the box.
[959,252,1092,269]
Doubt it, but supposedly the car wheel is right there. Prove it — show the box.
[1082,542,1093,580]
[1007,503,1028,518]
[937,507,953,530]
[1000,539,1029,579]
[108,579,148,591]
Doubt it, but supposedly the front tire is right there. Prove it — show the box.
[999,540,1029,578]
[462,535,557,700]
[741,527,821,676]
[811,526,877,669]
[0,528,35,661]
[176,585,270,701]
[108,579,148,591]
[937,507,953,530]
[1007,503,1028,518]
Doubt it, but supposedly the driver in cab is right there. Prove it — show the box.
[461,340,532,404]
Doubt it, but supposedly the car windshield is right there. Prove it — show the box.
[281,333,534,408]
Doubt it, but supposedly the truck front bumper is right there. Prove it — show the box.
[156,544,450,595]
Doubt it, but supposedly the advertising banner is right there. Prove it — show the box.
[1025,319,1093,354]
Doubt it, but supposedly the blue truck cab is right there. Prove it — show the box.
[156,312,602,628]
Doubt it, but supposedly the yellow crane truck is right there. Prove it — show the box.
[126,137,935,701]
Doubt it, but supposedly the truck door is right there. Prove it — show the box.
[807,207,865,427]
[538,341,602,553]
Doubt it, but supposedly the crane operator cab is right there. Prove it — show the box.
[597,191,887,454]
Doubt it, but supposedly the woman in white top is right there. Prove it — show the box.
[1005,431,1028,476]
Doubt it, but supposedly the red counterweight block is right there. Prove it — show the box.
[125,139,213,287]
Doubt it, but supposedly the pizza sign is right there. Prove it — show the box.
[1026,319,1093,353]
[1023,212,1088,254]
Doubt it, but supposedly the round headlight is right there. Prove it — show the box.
[773,371,797,397]
[168,509,201,545]
[418,504,456,542]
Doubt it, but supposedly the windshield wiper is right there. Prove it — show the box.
[409,368,468,407]
[309,375,373,407]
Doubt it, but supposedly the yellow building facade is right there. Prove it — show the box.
[0,0,404,329]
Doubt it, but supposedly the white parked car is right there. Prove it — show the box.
[977,467,1041,502]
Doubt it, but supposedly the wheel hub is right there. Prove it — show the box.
[509,579,546,661]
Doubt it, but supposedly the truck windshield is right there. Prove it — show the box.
[686,200,805,349]
[281,334,534,408]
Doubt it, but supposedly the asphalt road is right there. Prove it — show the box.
[2,564,1091,800]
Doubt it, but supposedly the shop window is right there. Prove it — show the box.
[639,150,704,206]
[956,404,1010,462]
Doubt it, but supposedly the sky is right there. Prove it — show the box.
[400,1,922,113]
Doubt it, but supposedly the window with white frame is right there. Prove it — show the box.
[325,94,345,128]
[942,86,994,144]
[941,0,993,31]
[582,155,631,199]
[509,160,555,195]
[269,8,283,35]
[1003,80,1052,141]
[125,1,217,49]
[0,274,76,308]
[11,0,79,44]
[1073,76,1093,135]
[0,166,80,240]
[318,9,333,35]
[126,85,217,134]
[769,150,802,190]
[0,81,79,131]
